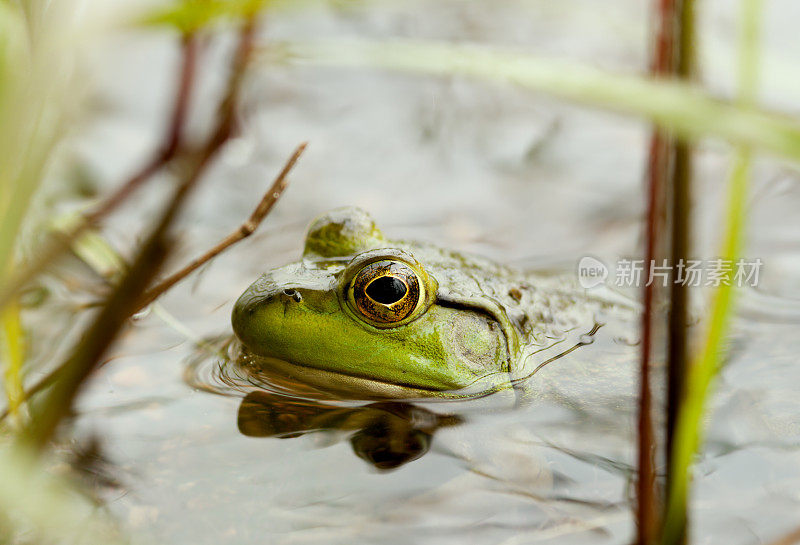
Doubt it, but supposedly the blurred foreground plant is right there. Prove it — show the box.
[0,0,77,429]
[0,1,135,541]
[0,1,304,543]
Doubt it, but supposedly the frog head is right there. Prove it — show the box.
[231,207,517,398]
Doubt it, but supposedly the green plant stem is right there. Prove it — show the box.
[1,299,24,427]
[662,0,762,543]
[278,39,800,162]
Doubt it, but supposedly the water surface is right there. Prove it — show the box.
[49,1,800,543]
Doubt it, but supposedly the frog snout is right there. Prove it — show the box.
[232,284,302,351]
[234,285,302,319]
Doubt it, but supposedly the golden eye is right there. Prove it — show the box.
[351,260,421,324]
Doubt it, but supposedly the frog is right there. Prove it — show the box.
[232,207,630,399]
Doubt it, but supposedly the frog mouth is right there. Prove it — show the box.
[244,353,448,398]
[242,349,511,400]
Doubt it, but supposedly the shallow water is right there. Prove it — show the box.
[33,0,800,543]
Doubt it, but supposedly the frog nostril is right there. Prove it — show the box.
[282,288,303,302]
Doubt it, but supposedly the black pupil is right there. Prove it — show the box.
[366,276,407,305]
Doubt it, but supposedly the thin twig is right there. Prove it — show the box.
[137,142,306,311]
[0,33,199,311]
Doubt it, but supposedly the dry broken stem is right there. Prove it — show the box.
[136,142,307,311]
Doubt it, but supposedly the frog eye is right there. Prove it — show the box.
[350,260,422,325]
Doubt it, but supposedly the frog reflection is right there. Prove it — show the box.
[237,391,462,470]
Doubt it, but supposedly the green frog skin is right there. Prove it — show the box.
[232,207,626,399]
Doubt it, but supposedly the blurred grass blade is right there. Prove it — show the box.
[0,4,29,428]
[0,1,77,301]
[280,39,800,163]
[1,299,25,426]
[0,3,29,281]
[662,0,763,543]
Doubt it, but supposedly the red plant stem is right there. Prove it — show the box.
[638,135,667,545]
[652,0,677,74]
[131,16,259,307]
[637,1,681,544]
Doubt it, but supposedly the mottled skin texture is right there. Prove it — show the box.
[232,207,615,398]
